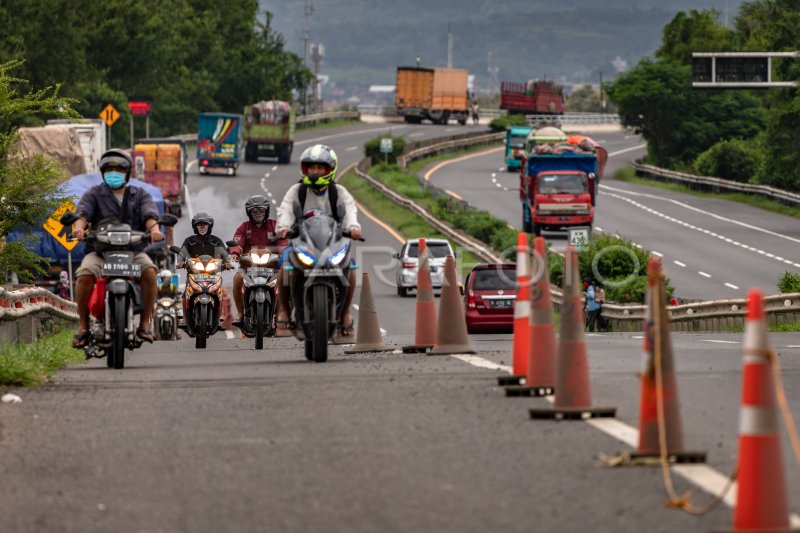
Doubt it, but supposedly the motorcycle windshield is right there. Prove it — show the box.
[300,216,338,256]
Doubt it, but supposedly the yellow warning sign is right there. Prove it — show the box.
[99,104,120,127]
[43,200,78,252]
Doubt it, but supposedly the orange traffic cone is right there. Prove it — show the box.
[498,233,532,386]
[403,238,437,353]
[629,258,705,463]
[721,289,796,532]
[345,273,394,353]
[529,245,616,420]
[429,255,475,355]
[506,236,556,397]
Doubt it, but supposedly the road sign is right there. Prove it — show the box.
[42,200,78,252]
[692,52,800,88]
[568,226,591,252]
[380,138,393,153]
[128,101,151,116]
[100,104,120,127]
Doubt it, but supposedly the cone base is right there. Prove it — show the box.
[505,385,555,397]
[428,345,475,355]
[497,375,525,386]
[628,450,707,464]
[344,345,396,354]
[529,406,617,420]
[402,344,434,354]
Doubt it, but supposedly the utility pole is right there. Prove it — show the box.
[303,1,315,114]
[447,21,453,68]
[599,70,606,112]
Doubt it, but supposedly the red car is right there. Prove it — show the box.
[463,263,518,333]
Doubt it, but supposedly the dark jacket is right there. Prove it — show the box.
[179,234,229,260]
[76,183,158,253]
[230,220,288,256]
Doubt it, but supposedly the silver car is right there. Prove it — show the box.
[394,238,455,297]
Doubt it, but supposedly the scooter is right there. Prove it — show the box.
[231,243,280,350]
[61,211,178,369]
[155,296,179,340]
[285,214,361,363]
[171,247,227,349]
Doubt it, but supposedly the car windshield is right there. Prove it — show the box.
[472,268,517,290]
[508,135,527,149]
[407,243,451,258]
[538,174,587,195]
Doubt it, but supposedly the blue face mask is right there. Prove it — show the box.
[103,171,126,189]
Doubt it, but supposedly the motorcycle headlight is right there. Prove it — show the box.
[328,245,348,266]
[204,262,218,273]
[251,253,271,265]
[108,232,131,246]
[193,261,205,272]
[295,248,316,266]
[159,299,172,307]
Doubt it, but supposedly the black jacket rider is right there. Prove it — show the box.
[178,235,230,260]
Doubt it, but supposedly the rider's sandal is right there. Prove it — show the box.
[275,318,296,330]
[337,320,355,338]
[136,328,155,344]
[72,330,91,349]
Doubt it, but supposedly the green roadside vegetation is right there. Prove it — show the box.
[614,167,800,222]
[0,330,84,386]
[297,118,359,133]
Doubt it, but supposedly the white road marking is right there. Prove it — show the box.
[631,335,644,339]
[450,353,512,373]
[674,260,686,267]
[184,185,194,219]
[187,159,198,170]
[607,144,648,157]
[491,173,496,178]
[264,173,270,178]
[409,132,424,137]
[345,146,358,151]
[786,345,800,348]
[700,339,740,344]
[380,328,387,335]
[496,183,503,188]
[271,165,278,171]
[698,271,712,278]
[294,125,409,147]
[595,226,603,232]
[725,282,740,290]
[652,251,663,257]
[225,331,234,340]
[498,167,505,172]
[352,304,360,310]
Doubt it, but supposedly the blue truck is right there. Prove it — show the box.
[197,112,244,176]
[505,126,533,171]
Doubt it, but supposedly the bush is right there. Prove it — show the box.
[364,134,406,165]
[488,114,528,132]
[778,271,800,293]
[694,138,762,183]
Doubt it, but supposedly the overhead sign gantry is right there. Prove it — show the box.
[691,52,799,88]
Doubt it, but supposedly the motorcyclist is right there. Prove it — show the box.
[176,212,231,329]
[71,149,163,348]
[275,144,361,337]
[157,269,181,340]
[229,195,289,332]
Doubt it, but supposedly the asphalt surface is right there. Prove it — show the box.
[1,121,799,532]
[422,129,800,301]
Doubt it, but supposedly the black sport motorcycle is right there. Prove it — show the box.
[285,214,361,363]
[61,211,178,369]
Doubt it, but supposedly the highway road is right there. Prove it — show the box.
[423,128,800,302]
[1,121,798,532]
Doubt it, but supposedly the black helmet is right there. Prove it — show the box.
[245,195,270,223]
[191,212,214,235]
[99,149,133,179]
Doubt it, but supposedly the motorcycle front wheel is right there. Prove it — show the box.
[254,301,265,350]
[110,295,126,369]
[196,303,208,349]
[311,284,328,363]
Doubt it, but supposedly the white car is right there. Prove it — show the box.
[394,238,455,297]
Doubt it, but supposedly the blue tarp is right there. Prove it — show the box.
[7,173,165,266]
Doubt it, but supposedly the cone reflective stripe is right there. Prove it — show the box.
[731,289,792,532]
[527,236,556,390]
[512,233,532,377]
[404,238,437,351]
[346,273,393,353]
[638,257,684,453]
[430,255,475,355]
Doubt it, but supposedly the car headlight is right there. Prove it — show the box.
[328,245,348,266]
[295,248,316,266]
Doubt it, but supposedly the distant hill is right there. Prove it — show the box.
[260,0,742,91]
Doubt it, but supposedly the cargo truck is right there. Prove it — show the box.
[197,112,243,175]
[46,119,106,174]
[504,126,532,171]
[519,131,607,236]
[132,139,187,218]
[501,80,564,115]
[244,100,295,164]
[395,67,470,125]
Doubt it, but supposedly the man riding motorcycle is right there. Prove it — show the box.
[275,144,361,338]
[71,149,163,348]
[229,195,289,333]
[176,212,231,330]
[157,269,182,340]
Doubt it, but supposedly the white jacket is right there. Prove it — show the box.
[276,183,361,232]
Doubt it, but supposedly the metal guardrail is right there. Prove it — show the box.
[632,161,800,208]
[296,111,360,125]
[525,113,621,127]
[397,131,504,169]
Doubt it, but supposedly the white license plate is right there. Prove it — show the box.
[306,269,339,277]
[102,263,140,277]
[193,275,217,283]
[491,299,513,309]
[249,267,274,277]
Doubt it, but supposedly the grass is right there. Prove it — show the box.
[296,118,359,133]
[614,166,800,222]
[0,330,84,386]
[340,170,484,277]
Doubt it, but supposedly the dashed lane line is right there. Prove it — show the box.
[724,282,740,290]
[294,125,409,147]
[674,260,686,267]
[423,146,504,182]
[699,271,712,278]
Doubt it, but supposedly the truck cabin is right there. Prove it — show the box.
[505,127,532,167]
[536,172,596,205]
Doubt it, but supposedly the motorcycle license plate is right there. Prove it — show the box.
[248,267,274,277]
[101,263,140,277]
[306,269,339,277]
[193,275,217,283]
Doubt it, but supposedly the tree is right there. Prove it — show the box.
[0,60,77,283]
[656,9,735,65]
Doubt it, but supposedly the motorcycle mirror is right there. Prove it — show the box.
[169,245,181,254]
[158,213,179,227]
[59,211,79,226]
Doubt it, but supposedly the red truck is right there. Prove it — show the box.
[500,80,564,115]
[519,132,608,236]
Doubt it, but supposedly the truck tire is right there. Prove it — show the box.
[522,205,532,233]
[532,223,542,237]
[458,118,467,126]
[439,112,449,125]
